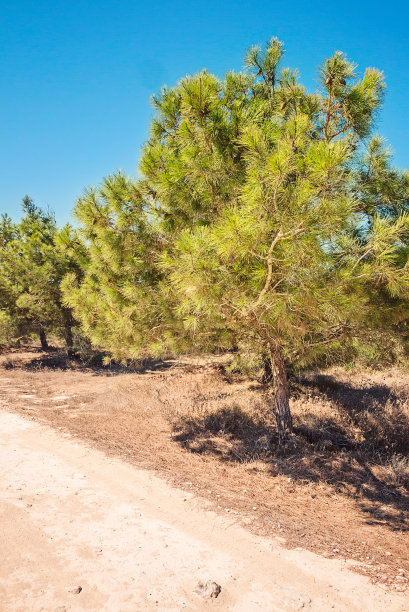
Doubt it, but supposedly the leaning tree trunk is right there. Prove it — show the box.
[267,344,293,441]
[39,327,48,351]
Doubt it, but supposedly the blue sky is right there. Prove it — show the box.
[1,0,408,224]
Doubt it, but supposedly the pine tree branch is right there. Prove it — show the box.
[251,228,283,309]
[291,324,355,355]
[247,224,304,313]
[350,247,373,273]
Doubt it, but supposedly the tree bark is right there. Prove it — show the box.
[39,327,48,351]
[261,352,273,384]
[268,344,292,441]
[64,321,74,351]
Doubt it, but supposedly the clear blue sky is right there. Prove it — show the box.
[1,0,408,224]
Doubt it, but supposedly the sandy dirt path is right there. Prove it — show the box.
[0,409,406,611]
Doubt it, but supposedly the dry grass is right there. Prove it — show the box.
[380,455,409,489]
[1,347,408,592]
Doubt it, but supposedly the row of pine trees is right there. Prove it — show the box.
[2,39,409,437]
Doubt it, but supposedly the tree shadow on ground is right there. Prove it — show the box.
[2,348,179,376]
[172,383,409,532]
[298,374,408,455]
[173,405,274,460]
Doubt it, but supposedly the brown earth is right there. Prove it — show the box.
[1,347,408,596]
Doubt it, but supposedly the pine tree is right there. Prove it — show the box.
[68,39,409,439]
[62,173,186,360]
[140,39,409,438]
[0,198,84,349]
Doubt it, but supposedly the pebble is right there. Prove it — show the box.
[297,597,312,609]
[67,585,82,594]
[194,580,221,599]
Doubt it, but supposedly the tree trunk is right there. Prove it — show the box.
[39,327,48,351]
[261,353,273,384]
[64,321,74,351]
[268,344,293,441]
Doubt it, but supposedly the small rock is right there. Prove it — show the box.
[67,585,82,594]
[53,607,68,612]
[194,580,221,599]
[297,597,312,610]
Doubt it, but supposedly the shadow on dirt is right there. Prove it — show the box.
[300,374,408,455]
[1,348,178,376]
[172,375,409,532]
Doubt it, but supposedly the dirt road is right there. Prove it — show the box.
[0,409,406,611]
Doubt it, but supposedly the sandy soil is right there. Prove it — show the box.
[0,409,407,611]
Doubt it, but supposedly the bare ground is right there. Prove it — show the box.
[2,409,407,611]
[0,347,408,603]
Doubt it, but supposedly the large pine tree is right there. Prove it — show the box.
[66,39,409,438]
[140,40,409,437]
